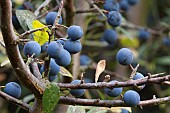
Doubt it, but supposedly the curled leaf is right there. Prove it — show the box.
[95,60,106,83]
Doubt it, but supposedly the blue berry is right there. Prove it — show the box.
[102,29,118,45]
[162,37,170,46]
[103,0,119,11]
[41,42,49,53]
[123,90,140,106]
[49,75,57,81]
[107,11,122,27]
[133,72,145,89]
[80,54,91,66]
[116,48,133,65]
[67,25,83,41]
[55,50,71,66]
[45,12,62,25]
[47,41,64,58]
[70,80,85,97]
[128,0,139,5]
[104,80,123,97]
[64,39,82,54]
[121,108,129,113]
[133,72,144,80]
[4,82,21,98]
[119,0,130,11]
[56,39,66,45]
[138,29,150,41]
[40,59,60,76]
[23,41,41,57]
[18,2,34,11]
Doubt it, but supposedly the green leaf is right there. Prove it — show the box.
[117,27,133,39]
[156,56,170,65]
[67,105,86,113]
[119,35,139,48]
[16,10,36,31]
[87,107,108,113]
[43,83,60,113]
[59,67,73,78]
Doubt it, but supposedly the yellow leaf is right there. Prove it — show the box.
[119,35,139,48]
[32,20,50,45]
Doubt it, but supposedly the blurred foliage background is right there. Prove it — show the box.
[0,0,170,113]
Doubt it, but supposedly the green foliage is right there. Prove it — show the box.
[16,10,36,31]
[67,106,86,113]
[42,83,60,113]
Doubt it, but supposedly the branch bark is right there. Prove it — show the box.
[0,0,45,96]
[0,91,30,111]
[59,96,170,107]
[57,74,170,89]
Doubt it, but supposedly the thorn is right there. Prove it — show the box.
[103,75,110,82]
[81,73,85,84]
[139,105,143,109]
[153,95,156,99]
[147,73,152,79]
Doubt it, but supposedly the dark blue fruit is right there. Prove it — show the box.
[133,72,144,80]
[40,58,60,76]
[104,80,123,97]
[70,80,85,97]
[119,0,130,11]
[55,50,71,66]
[123,90,140,106]
[138,29,150,41]
[49,75,57,81]
[4,82,21,98]
[18,2,34,11]
[102,29,118,45]
[107,11,122,27]
[128,0,139,5]
[41,42,49,53]
[56,39,66,45]
[47,41,64,58]
[23,41,41,57]
[64,39,82,54]
[103,0,119,11]
[67,25,83,41]
[116,48,133,65]
[45,12,62,25]
[121,108,129,113]
[80,54,91,66]
[133,72,145,89]
[162,37,170,46]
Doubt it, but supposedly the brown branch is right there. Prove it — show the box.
[52,0,64,29]
[75,8,108,14]
[85,0,106,17]
[57,74,170,89]
[121,22,162,36]
[19,25,51,39]
[36,5,59,19]
[34,0,52,16]
[19,24,67,40]
[0,90,31,111]
[0,0,45,96]
[31,61,42,79]
[59,96,170,107]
